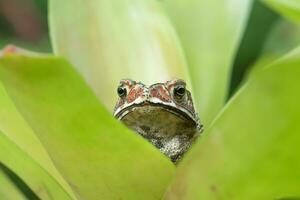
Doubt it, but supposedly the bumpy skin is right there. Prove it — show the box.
[114,79,203,163]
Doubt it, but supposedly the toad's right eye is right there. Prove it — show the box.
[174,85,186,99]
[117,86,127,98]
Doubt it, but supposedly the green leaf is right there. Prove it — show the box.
[0,164,28,200]
[163,0,253,124]
[245,19,300,79]
[0,56,175,199]
[0,79,77,199]
[262,18,300,57]
[0,163,40,200]
[247,19,300,78]
[49,0,191,111]
[262,0,300,24]
[0,130,73,199]
[229,1,279,96]
[164,48,300,199]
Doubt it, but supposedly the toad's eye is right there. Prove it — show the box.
[174,85,186,98]
[117,86,127,98]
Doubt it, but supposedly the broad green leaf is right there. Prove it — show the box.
[262,0,300,24]
[49,0,191,111]
[0,56,175,199]
[248,19,300,78]
[0,164,27,200]
[164,48,300,199]
[262,18,300,56]
[0,130,73,199]
[0,70,78,199]
[163,0,253,124]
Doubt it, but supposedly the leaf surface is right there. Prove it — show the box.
[49,0,191,111]
[0,78,77,199]
[0,165,28,200]
[262,0,300,24]
[163,0,253,124]
[0,56,175,200]
[164,48,300,199]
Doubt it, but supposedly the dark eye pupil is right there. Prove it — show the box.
[117,87,126,97]
[175,86,186,97]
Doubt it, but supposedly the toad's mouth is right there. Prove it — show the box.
[114,100,198,127]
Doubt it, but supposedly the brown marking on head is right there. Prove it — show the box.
[114,79,147,112]
[164,79,196,117]
[127,86,144,103]
[114,78,199,126]
[119,79,136,89]
[149,83,172,103]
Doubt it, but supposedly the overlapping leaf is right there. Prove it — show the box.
[164,48,300,199]
[0,165,28,200]
[229,1,279,96]
[0,76,77,199]
[0,130,73,200]
[262,0,300,24]
[0,56,175,200]
[163,0,253,124]
[49,0,191,111]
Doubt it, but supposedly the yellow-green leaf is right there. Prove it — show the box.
[262,0,300,24]
[0,56,175,200]
[163,0,253,124]
[164,48,300,199]
[0,130,73,200]
[0,165,27,200]
[49,0,191,111]
[0,80,75,199]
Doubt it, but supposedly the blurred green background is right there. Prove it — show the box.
[1,0,300,95]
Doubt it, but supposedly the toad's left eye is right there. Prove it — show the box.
[174,85,186,98]
[117,86,127,98]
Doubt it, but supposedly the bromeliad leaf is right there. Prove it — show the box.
[164,48,300,199]
[0,164,30,200]
[0,130,73,200]
[49,0,191,112]
[262,0,300,24]
[229,1,279,96]
[0,80,77,199]
[0,56,175,200]
[163,0,253,124]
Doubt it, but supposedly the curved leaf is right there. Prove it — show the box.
[163,0,253,124]
[262,18,300,56]
[0,79,77,199]
[164,48,300,199]
[0,165,27,200]
[262,0,300,24]
[247,19,300,78]
[0,130,73,199]
[229,1,279,96]
[49,0,191,111]
[0,56,175,200]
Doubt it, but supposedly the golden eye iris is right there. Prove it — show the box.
[117,86,127,98]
